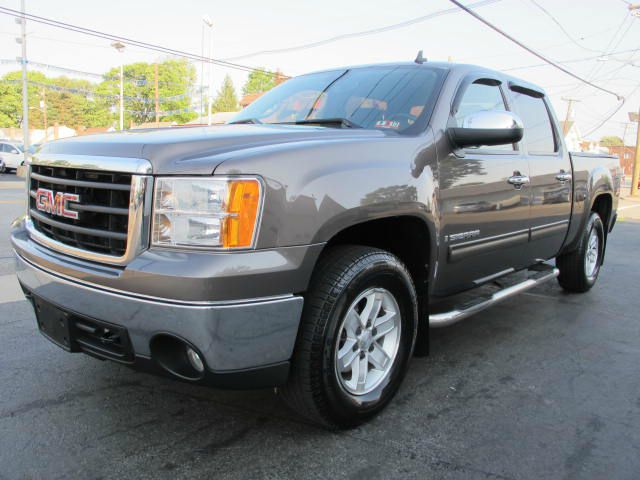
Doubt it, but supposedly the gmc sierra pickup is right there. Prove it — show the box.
[11,59,621,428]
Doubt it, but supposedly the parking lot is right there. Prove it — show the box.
[1,173,639,480]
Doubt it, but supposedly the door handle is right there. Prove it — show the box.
[507,175,530,189]
[555,172,572,183]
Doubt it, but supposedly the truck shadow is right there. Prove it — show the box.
[80,289,547,459]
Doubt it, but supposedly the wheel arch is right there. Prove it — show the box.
[308,214,436,356]
[590,192,613,230]
[590,192,613,264]
[319,215,435,294]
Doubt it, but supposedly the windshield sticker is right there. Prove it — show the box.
[375,120,401,129]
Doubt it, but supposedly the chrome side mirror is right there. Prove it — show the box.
[448,111,524,149]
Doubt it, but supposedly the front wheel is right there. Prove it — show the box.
[556,212,605,293]
[280,245,418,429]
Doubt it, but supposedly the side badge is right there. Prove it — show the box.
[447,230,480,242]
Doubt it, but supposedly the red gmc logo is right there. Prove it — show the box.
[35,188,80,220]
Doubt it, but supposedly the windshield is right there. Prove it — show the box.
[231,66,445,134]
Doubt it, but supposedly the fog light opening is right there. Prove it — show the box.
[150,334,206,381]
[186,347,204,373]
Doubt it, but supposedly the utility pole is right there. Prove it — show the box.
[19,0,29,164]
[621,122,631,146]
[631,107,640,196]
[561,97,580,136]
[154,63,159,127]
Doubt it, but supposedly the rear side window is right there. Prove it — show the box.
[454,81,513,151]
[511,92,557,154]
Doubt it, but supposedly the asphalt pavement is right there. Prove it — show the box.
[1,173,639,480]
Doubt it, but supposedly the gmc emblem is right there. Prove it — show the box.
[35,188,80,220]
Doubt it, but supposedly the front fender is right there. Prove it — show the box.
[214,133,439,250]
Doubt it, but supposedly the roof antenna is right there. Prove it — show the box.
[415,50,426,64]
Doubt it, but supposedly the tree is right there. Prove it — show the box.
[242,69,276,96]
[0,59,197,130]
[0,70,110,129]
[600,136,624,147]
[0,71,47,128]
[97,59,197,125]
[212,75,239,113]
[0,75,23,127]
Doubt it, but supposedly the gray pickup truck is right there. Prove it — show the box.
[11,59,621,428]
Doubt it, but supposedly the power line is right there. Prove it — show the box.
[527,0,605,54]
[502,47,640,71]
[222,0,502,61]
[449,0,624,100]
[457,25,622,63]
[0,78,191,103]
[0,6,286,78]
[582,83,640,137]
[576,13,634,95]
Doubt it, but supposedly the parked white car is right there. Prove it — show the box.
[0,141,24,171]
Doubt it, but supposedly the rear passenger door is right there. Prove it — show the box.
[509,86,572,261]
[436,77,531,295]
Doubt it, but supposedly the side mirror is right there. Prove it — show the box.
[448,111,524,149]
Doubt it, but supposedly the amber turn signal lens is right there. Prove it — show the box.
[222,179,261,248]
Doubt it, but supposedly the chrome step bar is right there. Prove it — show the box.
[429,266,559,328]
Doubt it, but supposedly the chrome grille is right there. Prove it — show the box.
[29,165,132,256]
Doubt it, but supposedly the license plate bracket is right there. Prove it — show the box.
[33,296,79,352]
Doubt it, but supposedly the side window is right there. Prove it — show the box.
[454,81,513,151]
[511,92,557,154]
[0,144,8,153]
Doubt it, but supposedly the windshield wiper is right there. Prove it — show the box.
[281,118,362,129]
[228,118,263,125]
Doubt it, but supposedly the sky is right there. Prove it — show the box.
[0,0,638,142]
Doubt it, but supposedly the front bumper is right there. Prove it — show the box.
[11,219,321,388]
[15,253,304,387]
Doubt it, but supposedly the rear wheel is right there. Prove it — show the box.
[280,245,417,429]
[556,212,604,293]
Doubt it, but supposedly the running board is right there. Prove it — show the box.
[429,265,559,328]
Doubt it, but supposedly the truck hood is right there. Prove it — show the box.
[38,124,387,175]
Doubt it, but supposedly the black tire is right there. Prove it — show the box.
[280,245,418,429]
[556,212,605,293]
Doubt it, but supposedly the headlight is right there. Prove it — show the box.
[151,177,262,249]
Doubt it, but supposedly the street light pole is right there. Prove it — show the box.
[203,15,214,126]
[200,22,205,119]
[119,62,124,130]
[111,41,126,130]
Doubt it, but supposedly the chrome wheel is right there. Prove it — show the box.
[334,287,401,396]
[584,227,600,279]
